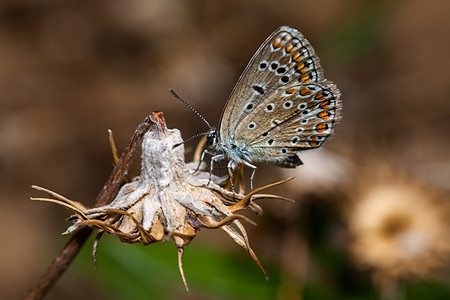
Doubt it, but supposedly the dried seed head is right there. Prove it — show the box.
[33,111,292,290]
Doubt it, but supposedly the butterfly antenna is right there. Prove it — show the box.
[173,131,209,148]
[169,89,213,130]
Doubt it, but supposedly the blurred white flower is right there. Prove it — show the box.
[347,167,450,280]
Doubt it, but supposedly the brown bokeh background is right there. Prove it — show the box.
[1,0,449,299]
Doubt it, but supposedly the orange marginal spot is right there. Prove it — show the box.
[292,52,302,62]
[319,100,330,109]
[300,74,310,83]
[273,40,281,48]
[318,111,329,121]
[300,87,313,96]
[286,88,297,94]
[316,123,328,133]
[296,63,305,71]
[309,141,318,147]
[286,45,294,52]
[315,93,325,100]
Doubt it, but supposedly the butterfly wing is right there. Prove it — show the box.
[219,26,326,142]
[234,82,341,167]
[219,26,341,167]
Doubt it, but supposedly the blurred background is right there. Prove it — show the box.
[1,0,449,299]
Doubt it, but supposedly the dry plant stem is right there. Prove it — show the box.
[228,177,295,212]
[177,248,189,292]
[24,115,153,300]
[108,129,131,183]
[108,129,120,165]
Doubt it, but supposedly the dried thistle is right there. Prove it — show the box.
[32,111,292,290]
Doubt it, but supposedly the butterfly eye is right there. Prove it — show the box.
[206,130,217,145]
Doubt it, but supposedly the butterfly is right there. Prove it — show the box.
[199,26,342,187]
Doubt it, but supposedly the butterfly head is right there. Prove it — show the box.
[207,129,219,146]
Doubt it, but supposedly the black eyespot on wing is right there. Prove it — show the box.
[283,101,292,108]
[252,85,265,94]
[266,104,274,111]
[270,62,279,71]
[281,75,289,83]
[277,67,287,74]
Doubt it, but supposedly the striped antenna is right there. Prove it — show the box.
[170,89,214,148]
[173,131,210,148]
[169,89,213,130]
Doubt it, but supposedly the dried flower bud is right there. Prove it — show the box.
[33,111,292,290]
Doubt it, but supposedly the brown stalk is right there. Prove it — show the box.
[24,114,154,300]
[228,177,295,212]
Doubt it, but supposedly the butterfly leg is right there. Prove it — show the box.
[193,148,206,174]
[242,161,257,190]
[193,148,215,174]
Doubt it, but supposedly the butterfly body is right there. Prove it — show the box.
[203,26,342,184]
